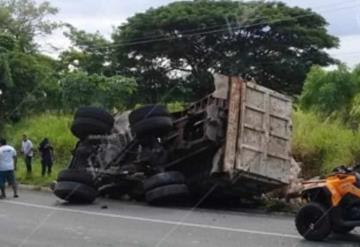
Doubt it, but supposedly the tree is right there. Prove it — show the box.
[4,52,42,112]
[112,0,338,100]
[0,33,14,124]
[0,1,61,122]
[0,33,14,87]
[299,65,360,130]
[0,32,58,121]
[59,25,110,75]
[28,54,62,112]
[0,0,58,52]
[300,65,357,118]
[60,72,137,112]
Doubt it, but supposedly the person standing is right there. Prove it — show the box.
[0,138,18,199]
[21,134,33,174]
[38,138,54,176]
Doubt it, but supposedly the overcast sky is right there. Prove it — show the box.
[36,0,360,67]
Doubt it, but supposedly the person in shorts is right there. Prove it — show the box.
[0,138,18,199]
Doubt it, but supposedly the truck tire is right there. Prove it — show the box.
[75,107,114,126]
[145,184,189,205]
[295,202,331,241]
[71,117,112,139]
[129,105,169,125]
[144,171,185,191]
[131,116,173,137]
[74,144,93,158]
[54,181,97,204]
[57,169,95,187]
[332,225,355,234]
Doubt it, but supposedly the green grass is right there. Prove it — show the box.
[292,110,360,177]
[14,158,64,186]
[4,113,76,186]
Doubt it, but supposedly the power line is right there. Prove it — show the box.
[108,0,359,44]
[77,1,360,51]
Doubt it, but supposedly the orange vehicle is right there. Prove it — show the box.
[295,165,360,241]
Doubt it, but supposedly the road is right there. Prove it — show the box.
[0,189,359,247]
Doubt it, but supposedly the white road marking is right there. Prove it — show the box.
[1,200,301,240]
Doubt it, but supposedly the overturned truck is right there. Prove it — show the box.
[54,75,294,204]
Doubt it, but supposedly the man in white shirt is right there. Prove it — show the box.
[0,138,18,199]
[21,134,33,174]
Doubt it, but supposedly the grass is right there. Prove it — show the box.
[292,110,360,177]
[4,113,76,159]
[4,113,76,186]
[14,158,65,186]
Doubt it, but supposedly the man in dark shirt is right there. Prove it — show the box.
[38,138,54,176]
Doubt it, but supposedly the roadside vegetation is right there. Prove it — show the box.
[4,114,76,185]
[293,65,360,177]
[292,110,360,178]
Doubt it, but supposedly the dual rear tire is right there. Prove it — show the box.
[129,105,173,138]
[54,169,97,204]
[71,107,114,140]
[144,171,189,205]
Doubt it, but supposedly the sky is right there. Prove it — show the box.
[35,0,360,67]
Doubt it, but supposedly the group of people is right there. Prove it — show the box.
[0,135,54,199]
[22,135,54,176]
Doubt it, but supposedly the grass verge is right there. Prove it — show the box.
[4,113,75,186]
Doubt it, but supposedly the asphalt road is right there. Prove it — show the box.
[0,189,359,247]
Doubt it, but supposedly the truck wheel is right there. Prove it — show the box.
[144,171,185,191]
[332,225,355,234]
[57,169,95,187]
[145,184,189,205]
[131,116,173,137]
[75,144,93,156]
[75,107,114,126]
[54,181,97,204]
[295,202,331,241]
[129,105,169,125]
[71,117,112,139]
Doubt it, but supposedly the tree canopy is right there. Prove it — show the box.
[59,24,111,75]
[300,65,360,128]
[60,72,137,111]
[112,0,338,99]
[0,0,58,52]
[300,65,357,116]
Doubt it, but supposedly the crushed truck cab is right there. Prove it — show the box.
[53,75,294,205]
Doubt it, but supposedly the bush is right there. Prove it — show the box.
[292,110,360,177]
[301,66,351,115]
